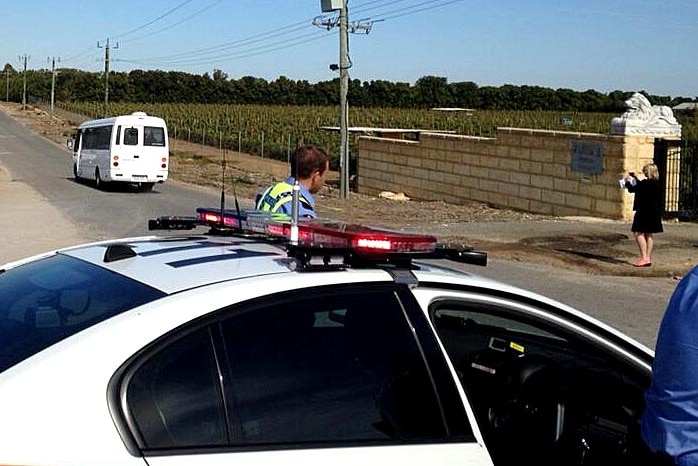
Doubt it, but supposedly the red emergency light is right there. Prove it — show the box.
[195,208,437,254]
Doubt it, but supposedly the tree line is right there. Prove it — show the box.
[2,63,695,113]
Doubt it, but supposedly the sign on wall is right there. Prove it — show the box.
[571,140,604,175]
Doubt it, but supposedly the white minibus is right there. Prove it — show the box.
[69,112,169,191]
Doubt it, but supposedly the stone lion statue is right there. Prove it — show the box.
[621,92,678,125]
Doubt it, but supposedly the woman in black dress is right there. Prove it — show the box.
[625,163,663,267]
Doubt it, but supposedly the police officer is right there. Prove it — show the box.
[255,145,329,219]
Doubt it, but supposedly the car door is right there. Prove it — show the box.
[112,283,493,466]
[411,286,660,466]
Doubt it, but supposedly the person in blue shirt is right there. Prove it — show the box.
[642,265,698,465]
[255,145,329,219]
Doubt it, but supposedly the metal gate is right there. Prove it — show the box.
[654,138,698,220]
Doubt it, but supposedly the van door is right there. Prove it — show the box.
[142,125,168,182]
[72,130,83,179]
[116,126,142,182]
[116,125,168,183]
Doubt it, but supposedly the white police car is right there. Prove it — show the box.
[0,207,659,466]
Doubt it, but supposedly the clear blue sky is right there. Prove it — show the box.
[2,0,697,98]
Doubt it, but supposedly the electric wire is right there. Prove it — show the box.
[122,20,312,63]
[76,0,468,71]
[111,0,195,41]
[366,0,467,22]
[121,0,224,44]
[118,29,333,67]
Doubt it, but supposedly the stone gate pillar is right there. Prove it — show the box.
[610,92,682,220]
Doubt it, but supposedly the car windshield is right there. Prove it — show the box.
[0,254,166,374]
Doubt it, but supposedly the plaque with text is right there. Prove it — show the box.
[571,140,603,175]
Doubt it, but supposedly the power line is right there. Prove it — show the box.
[119,30,333,68]
[358,0,467,22]
[125,20,312,63]
[111,0,195,40]
[100,0,469,71]
[122,0,224,44]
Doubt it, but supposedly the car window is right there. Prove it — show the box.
[220,289,445,446]
[124,287,447,452]
[0,254,165,374]
[127,327,227,449]
[430,299,652,466]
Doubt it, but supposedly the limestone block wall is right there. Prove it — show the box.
[357,128,658,221]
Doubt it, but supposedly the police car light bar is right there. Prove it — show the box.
[149,207,487,267]
[196,208,436,252]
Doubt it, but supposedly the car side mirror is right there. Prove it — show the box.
[66,139,74,150]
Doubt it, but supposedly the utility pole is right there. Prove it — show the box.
[19,54,29,110]
[5,69,9,102]
[49,56,60,124]
[98,39,118,117]
[338,2,349,199]
[315,2,375,199]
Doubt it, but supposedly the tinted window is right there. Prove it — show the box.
[124,287,446,452]
[83,125,112,150]
[144,126,165,146]
[115,125,121,146]
[124,127,139,145]
[0,254,165,373]
[127,327,227,449]
[220,289,445,446]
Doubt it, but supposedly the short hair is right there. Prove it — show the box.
[643,163,659,180]
[290,145,329,179]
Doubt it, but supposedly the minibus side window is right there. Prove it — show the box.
[95,126,112,150]
[115,126,121,146]
[124,127,139,146]
[83,128,97,150]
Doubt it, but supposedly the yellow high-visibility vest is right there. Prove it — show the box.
[255,181,312,214]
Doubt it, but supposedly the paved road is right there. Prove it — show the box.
[0,106,681,349]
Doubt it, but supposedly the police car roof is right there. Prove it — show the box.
[60,235,299,294]
[52,233,491,296]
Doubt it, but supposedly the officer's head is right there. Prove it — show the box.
[291,145,329,193]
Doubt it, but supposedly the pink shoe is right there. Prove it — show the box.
[634,259,651,267]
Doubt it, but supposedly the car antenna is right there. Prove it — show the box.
[233,172,242,230]
[219,146,227,229]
